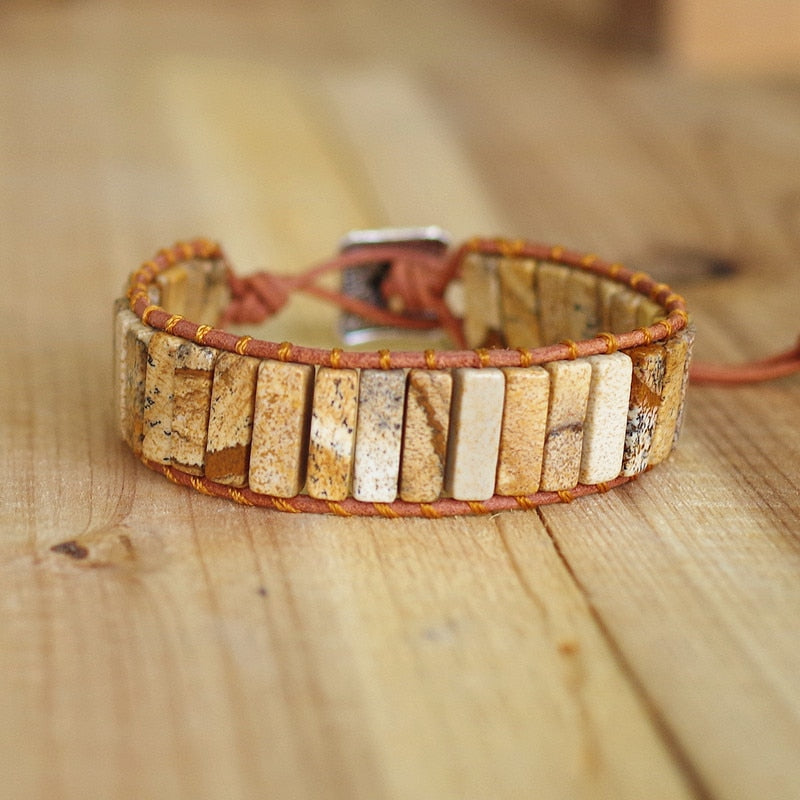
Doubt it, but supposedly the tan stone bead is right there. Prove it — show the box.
[495,366,549,496]
[608,288,642,334]
[182,260,209,323]
[306,367,360,501]
[114,301,138,437]
[637,298,663,327]
[648,334,690,466]
[621,345,666,476]
[399,369,452,503]
[171,341,217,475]
[598,278,622,332]
[249,360,315,498]
[536,263,570,345]
[205,353,260,486]
[579,353,633,484]
[156,264,189,316]
[142,333,182,465]
[498,257,541,348]
[121,313,154,455]
[672,323,696,447]
[567,270,600,341]
[199,259,230,326]
[353,370,407,502]
[462,253,502,348]
[539,359,592,491]
[444,368,505,501]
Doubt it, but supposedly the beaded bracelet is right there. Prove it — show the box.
[116,229,698,517]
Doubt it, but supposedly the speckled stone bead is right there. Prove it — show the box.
[462,253,502,347]
[598,279,622,332]
[567,271,600,341]
[306,367,360,501]
[637,298,663,327]
[171,341,217,475]
[621,345,666,476]
[399,369,452,503]
[142,333,182,465]
[445,368,505,501]
[608,289,642,334]
[579,352,633,484]
[648,334,690,466]
[249,360,315,498]
[205,353,260,486]
[498,257,541,348]
[156,264,189,316]
[672,323,696,447]
[122,315,154,455]
[539,359,592,491]
[353,369,407,502]
[114,302,140,436]
[495,366,549,495]
[537,263,570,345]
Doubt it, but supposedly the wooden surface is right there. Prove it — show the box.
[2,2,800,798]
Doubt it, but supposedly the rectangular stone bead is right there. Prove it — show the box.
[579,352,633,484]
[114,301,138,437]
[249,360,315,497]
[495,366,549,496]
[536,263,570,345]
[142,333,182,465]
[306,367,360,501]
[182,260,209,323]
[598,279,622,332]
[621,345,666,476]
[498,257,542,348]
[637,297,663,327]
[673,323,696,447]
[539,359,592,491]
[199,259,230,325]
[122,315,154,455]
[170,341,217,475]
[444,368,505,501]
[156,264,188,316]
[205,353,260,486]
[647,333,690,466]
[461,253,502,348]
[608,288,642,334]
[352,370,407,502]
[566,270,600,341]
[399,369,452,503]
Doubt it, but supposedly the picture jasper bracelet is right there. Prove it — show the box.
[115,229,695,517]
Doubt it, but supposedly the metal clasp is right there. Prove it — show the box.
[338,226,452,345]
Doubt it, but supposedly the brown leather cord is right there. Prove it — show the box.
[690,336,800,384]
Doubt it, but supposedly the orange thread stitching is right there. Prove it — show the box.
[234,336,253,355]
[327,501,352,517]
[378,349,392,370]
[424,349,438,369]
[475,348,491,367]
[195,324,212,343]
[581,253,597,267]
[597,332,619,354]
[374,503,400,519]
[636,327,654,345]
[517,348,533,367]
[629,272,648,290]
[550,245,565,261]
[164,314,183,334]
[560,339,579,360]
[330,348,343,368]
[515,495,536,510]
[468,501,488,514]
[277,341,294,362]
[607,263,624,278]
[595,482,610,494]
[141,304,161,326]
[420,503,441,519]
[557,489,574,503]
[272,497,301,513]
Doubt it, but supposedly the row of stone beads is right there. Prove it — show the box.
[127,240,689,372]
[115,302,694,504]
[459,249,668,350]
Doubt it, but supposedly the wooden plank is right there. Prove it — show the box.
[1,2,800,800]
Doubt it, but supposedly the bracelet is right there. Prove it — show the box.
[115,228,694,517]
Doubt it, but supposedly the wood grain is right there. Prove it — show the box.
[1,2,799,799]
